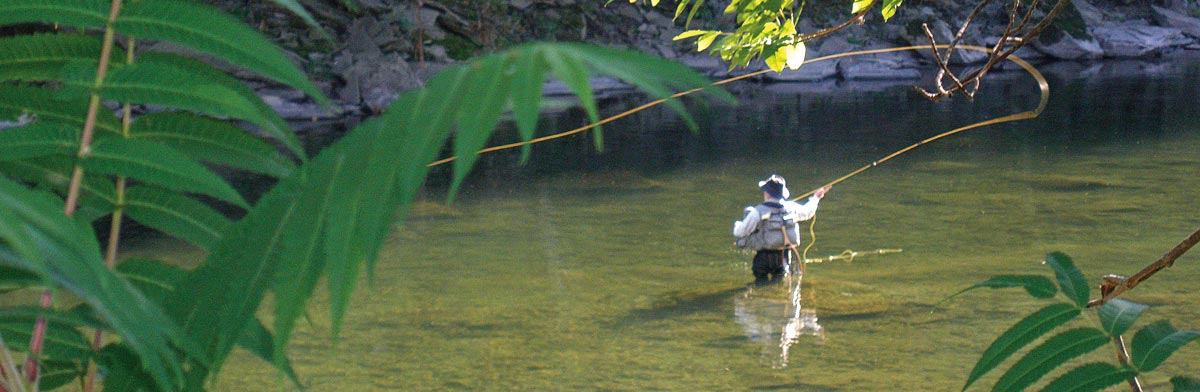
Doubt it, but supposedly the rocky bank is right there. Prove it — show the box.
[219,0,1200,120]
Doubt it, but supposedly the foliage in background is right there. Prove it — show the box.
[627,0,901,72]
[951,252,1199,392]
[0,0,730,390]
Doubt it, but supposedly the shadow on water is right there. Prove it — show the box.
[613,282,748,327]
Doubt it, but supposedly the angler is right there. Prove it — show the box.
[733,174,830,285]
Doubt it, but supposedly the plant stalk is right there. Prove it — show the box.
[32,0,125,386]
[1111,335,1144,392]
[84,33,136,392]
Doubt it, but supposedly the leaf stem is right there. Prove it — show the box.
[1110,335,1144,392]
[43,0,125,388]
[84,33,136,392]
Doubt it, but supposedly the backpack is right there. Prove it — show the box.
[736,202,801,250]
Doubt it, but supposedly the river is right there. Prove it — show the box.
[139,59,1200,391]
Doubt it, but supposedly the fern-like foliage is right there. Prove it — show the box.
[0,1,731,391]
[0,0,330,390]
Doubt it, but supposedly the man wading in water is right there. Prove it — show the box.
[733,175,830,285]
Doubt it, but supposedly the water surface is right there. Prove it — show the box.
[175,61,1200,391]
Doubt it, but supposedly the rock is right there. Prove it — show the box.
[1072,0,1107,27]
[260,92,333,120]
[834,45,923,80]
[510,0,535,11]
[1032,25,1104,60]
[838,58,922,80]
[335,49,422,111]
[1093,25,1191,57]
[763,60,839,82]
[1152,5,1200,38]
[347,18,385,59]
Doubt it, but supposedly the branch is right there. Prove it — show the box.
[1087,226,1200,308]
[916,0,1072,101]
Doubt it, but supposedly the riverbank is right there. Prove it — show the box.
[221,0,1200,121]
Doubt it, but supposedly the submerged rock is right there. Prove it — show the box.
[1018,174,1126,192]
[546,170,667,195]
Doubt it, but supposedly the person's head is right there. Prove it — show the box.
[758,174,789,200]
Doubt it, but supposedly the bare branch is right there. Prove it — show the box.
[916,0,1072,101]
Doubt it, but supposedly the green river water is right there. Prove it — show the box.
[126,61,1199,391]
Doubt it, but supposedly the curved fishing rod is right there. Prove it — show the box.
[789,45,1050,199]
[428,45,1051,182]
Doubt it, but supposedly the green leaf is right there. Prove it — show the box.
[0,156,118,221]
[237,317,303,388]
[697,31,721,52]
[37,359,87,391]
[764,44,785,73]
[322,67,469,338]
[1040,362,1136,392]
[129,112,295,177]
[1172,376,1200,392]
[0,33,106,83]
[543,45,602,151]
[949,275,1059,303]
[58,58,295,153]
[1098,299,1148,337]
[117,0,335,109]
[1130,320,1200,372]
[0,85,121,135]
[1046,252,1090,308]
[672,30,710,41]
[0,0,334,109]
[0,176,196,391]
[564,43,733,132]
[94,343,157,392]
[851,0,875,14]
[510,47,547,163]
[84,137,249,208]
[881,0,903,21]
[123,186,232,250]
[143,53,303,158]
[116,258,187,305]
[0,307,94,361]
[961,303,1081,391]
[992,327,1110,392]
[0,122,81,162]
[265,0,333,41]
[449,55,513,202]
[0,266,40,293]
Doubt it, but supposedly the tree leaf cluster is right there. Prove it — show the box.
[953,252,1199,392]
[658,0,903,72]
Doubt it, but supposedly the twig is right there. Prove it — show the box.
[1087,226,1200,308]
[917,0,1071,101]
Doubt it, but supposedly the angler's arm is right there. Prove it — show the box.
[733,208,760,238]
[793,196,821,221]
